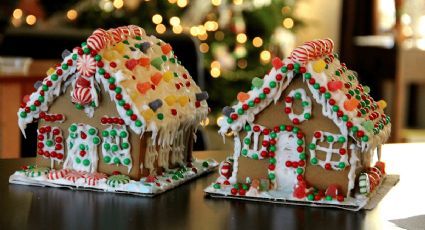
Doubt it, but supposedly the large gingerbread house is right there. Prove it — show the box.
[205,39,391,209]
[10,25,217,195]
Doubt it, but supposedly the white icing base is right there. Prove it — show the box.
[204,182,371,211]
[9,158,218,196]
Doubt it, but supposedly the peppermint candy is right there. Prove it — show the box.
[71,86,92,105]
[289,38,334,64]
[47,169,70,180]
[85,172,107,186]
[76,54,96,77]
[106,174,130,187]
[64,170,87,183]
[87,33,106,51]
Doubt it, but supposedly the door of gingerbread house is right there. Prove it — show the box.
[275,132,301,192]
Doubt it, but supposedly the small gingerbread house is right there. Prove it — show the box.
[205,39,390,209]
[10,25,216,195]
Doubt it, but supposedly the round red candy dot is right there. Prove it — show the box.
[287,63,294,70]
[103,72,110,79]
[292,162,299,168]
[56,114,63,120]
[195,101,201,108]
[339,148,347,155]
[297,132,304,139]
[38,150,44,155]
[273,126,280,133]
[230,188,238,195]
[337,111,343,117]
[262,140,269,147]
[261,151,268,157]
[56,69,63,76]
[346,121,353,128]
[270,139,276,145]
[276,74,283,81]
[185,81,191,87]
[263,88,270,94]
[25,107,30,113]
[37,142,44,148]
[230,114,238,120]
[101,117,107,124]
[286,125,293,131]
[285,96,292,103]
[325,163,332,170]
[44,152,50,158]
[254,98,261,104]
[171,109,177,116]
[106,117,113,124]
[263,129,270,135]
[130,114,137,121]
[356,130,365,137]
[268,151,275,157]
[55,136,63,143]
[309,78,315,85]
[329,99,336,105]
[253,125,260,132]
[319,87,326,93]
[183,73,188,79]
[109,84,116,90]
[292,118,300,124]
[44,116,51,121]
[118,119,125,125]
[115,94,123,100]
[37,135,44,141]
[46,81,53,87]
[297,146,303,153]
[297,175,304,181]
[90,50,97,56]
[337,195,345,202]
[285,161,292,167]
[124,103,131,110]
[52,128,60,135]
[50,151,57,158]
[239,189,246,196]
[113,117,120,124]
[242,104,249,110]
[299,66,306,73]
[268,164,276,170]
[67,59,73,66]
[57,154,64,160]
[97,61,104,68]
[110,62,117,68]
[77,49,83,55]
[284,107,291,114]
[45,126,51,132]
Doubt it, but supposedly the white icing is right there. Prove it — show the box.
[347,143,359,196]
[285,88,312,123]
[309,131,349,170]
[37,126,65,168]
[63,123,100,173]
[101,125,132,173]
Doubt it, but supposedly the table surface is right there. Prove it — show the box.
[1,143,424,230]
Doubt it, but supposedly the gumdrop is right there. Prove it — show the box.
[142,109,154,120]
[252,77,264,88]
[145,175,156,183]
[363,85,371,94]
[293,182,307,199]
[125,59,138,71]
[76,77,91,88]
[343,98,359,111]
[325,184,341,198]
[361,120,374,132]
[151,57,163,70]
[103,50,119,61]
[163,71,173,82]
[148,99,163,112]
[313,59,326,73]
[222,106,235,117]
[114,42,126,54]
[138,57,150,67]
[161,43,172,55]
[150,72,162,85]
[164,95,176,106]
[327,80,343,91]
[178,96,189,106]
[377,100,387,110]
[136,82,151,94]
[272,57,284,69]
[196,91,209,101]
[46,67,55,76]
[237,92,250,102]
[375,161,386,174]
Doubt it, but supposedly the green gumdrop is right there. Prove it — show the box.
[363,86,370,94]
[362,120,374,132]
[251,77,264,89]
[151,57,163,70]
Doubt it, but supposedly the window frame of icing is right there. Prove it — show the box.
[100,125,132,172]
[309,131,349,171]
[240,123,269,160]
[284,88,312,124]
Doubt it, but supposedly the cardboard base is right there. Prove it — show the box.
[204,174,399,211]
[9,158,218,197]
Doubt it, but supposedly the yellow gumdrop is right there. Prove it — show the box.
[142,109,154,121]
[178,96,189,106]
[313,59,326,73]
[164,95,176,106]
[114,42,126,54]
[377,100,387,110]
[129,89,138,101]
[103,50,119,61]
[46,67,55,75]
[163,71,173,82]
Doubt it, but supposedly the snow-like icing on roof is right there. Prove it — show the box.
[218,39,390,151]
[17,25,208,140]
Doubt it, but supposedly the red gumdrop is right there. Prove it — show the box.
[327,80,343,92]
[293,182,307,199]
[325,184,341,198]
[125,59,138,70]
[272,57,284,69]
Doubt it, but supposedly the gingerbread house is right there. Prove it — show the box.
[205,39,391,209]
[10,25,217,195]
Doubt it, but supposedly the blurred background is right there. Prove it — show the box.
[0,0,424,159]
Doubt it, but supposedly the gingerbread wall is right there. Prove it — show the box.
[36,85,194,179]
[236,76,353,195]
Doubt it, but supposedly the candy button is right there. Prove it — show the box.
[252,77,263,88]
[161,43,172,55]
[327,80,343,92]
[313,59,326,73]
[125,59,138,70]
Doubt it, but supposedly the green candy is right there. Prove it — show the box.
[241,149,248,155]
[202,161,209,168]
[338,136,346,143]
[115,87,122,94]
[61,64,68,70]
[299,153,306,160]
[251,77,264,88]
[252,154,259,160]
[213,183,221,189]
[123,158,131,165]
[268,173,276,180]
[118,100,125,106]
[244,138,251,145]
[92,137,100,144]
[79,144,85,150]
[95,54,102,61]
[157,113,164,120]
[311,157,318,164]
[88,128,96,135]
[113,157,120,164]
[297,139,304,145]
[20,111,27,118]
[75,157,81,164]
[111,145,119,152]
[102,131,109,137]
[269,157,276,164]
[135,120,143,127]
[362,120,374,132]
[307,194,314,201]
[304,113,311,119]
[304,72,311,79]
[294,92,302,100]
[51,74,58,81]
[281,66,288,73]
[120,131,127,138]
[104,156,111,163]
[338,162,346,169]
[244,124,251,131]
[104,143,111,150]
[326,135,334,142]
[38,96,44,102]
[110,130,117,136]
[83,159,90,166]
[121,142,129,149]
[296,168,304,174]
[108,77,115,84]
[269,81,277,88]
[151,57,163,70]
[309,143,316,150]
[46,140,54,147]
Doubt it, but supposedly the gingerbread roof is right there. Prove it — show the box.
[218,39,390,151]
[18,25,208,139]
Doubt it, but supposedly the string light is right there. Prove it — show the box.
[177,0,188,8]
[12,9,23,19]
[252,37,263,47]
[211,0,221,6]
[198,33,208,41]
[237,59,248,69]
[216,115,224,126]
[205,21,219,31]
[66,9,78,21]
[281,6,291,14]
[152,14,163,24]
[215,31,224,41]
[168,0,177,3]
[190,26,199,36]
[156,24,166,34]
[260,50,271,63]
[113,0,124,9]
[169,16,180,26]
[199,43,209,53]
[100,0,114,12]
[236,33,247,43]
[211,61,221,69]
[172,25,183,34]
[210,68,221,78]
[233,0,243,5]
[283,18,294,29]
[26,15,37,25]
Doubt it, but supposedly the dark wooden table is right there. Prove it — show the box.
[1,145,423,230]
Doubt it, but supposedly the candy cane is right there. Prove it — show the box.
[87,33,107,51]
[290,39,335,64]
[108,28,122,43]
[47,169,70,180]
[128,25,143,37]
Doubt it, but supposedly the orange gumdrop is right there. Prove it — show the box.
[161,44,172,55]
[150,72,162,85]
[136,82,151,94]
[138,57,150,67]
[237,92,249,102]
[343,98,359,111]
